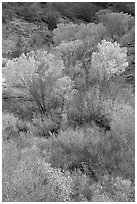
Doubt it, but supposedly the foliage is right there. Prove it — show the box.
[2,2,60,30]
[66,87,109,131]
[54,40,85,69]
[63,40,129,130]
[90,40,128,81]
[37,111,134,182]
[112,2,135,16]
[2,33,20,58]
[120,25,135,46]
[54,39,128,95]
[76,23,106,44]
[2,113,18,131]
[53,22,106,46]
[2,2,135,202]
[40,127,105,181]
[94,101,135,180]
[98,12,135,41]
[110,176,135,201]
[53,23,79,45]
[2,2,16,23]
[95,9,113,21]
[3,51,72,116]
[38,5,60,30]
[2,112,31,143]
[2,127,135,201]
[70,171,92,201]
[3,53,37,88]
[53,2,100,23]
[2,18,52,58]
[2,144,73,202]
[31,115,60,138]
[110,102,135,179]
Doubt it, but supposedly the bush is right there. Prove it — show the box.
[53,23,79,45]
[75,23,106,43]
[92,101,135,181]
[3,144,73,202]
[3,51,72,116]
[2,112,32,144]
[2,113,18,132]
[71,171,91,201]
[2,138,134,202]
[2,113,19,142]
[90,40,128,81]
[40,128,106,181]
[110,102,135,180]
[98,12,135,41]
[66,87,111,130]
[31,115,60,138]
[54,39,128,98]
[95,9,113,22]
[54,40,85,69]
[120,25,135,46]
[53,22,106,46]
[110,176,135,201]
[44,97,135,181]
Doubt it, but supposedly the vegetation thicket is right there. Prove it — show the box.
[2,2,135,202]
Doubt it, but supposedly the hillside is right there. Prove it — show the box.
[2,2,135,202]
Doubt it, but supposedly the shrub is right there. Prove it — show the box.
[54,40,85,69]
[66,85,113,131]
[75,23,106,44]
[67,87,102,128]
[94,101,135,181]
[2,113,19,141]
[3,140,134,202]
[2,112,32,144]
[3,144,73,202]
[3,52,37,89]
[70,171,91,201]
[90,40,128,81]
[112,2,135,16]
[2,113,29,133]
[2,33,20,58]
[41,128,105,181]
[110,176,135,201]
[95,9,113,22]
[31,115,60,138]
[120,25,135,46]
[45,100,134,182]
[16,119,30,133]
[3,51,72,116]
[2,143,20,175]
[15,131,34,150]
[2,2,16,22]
[98,12,135,41]
[55,39,128,97]
[110,102,135,180]
[53,23,79,45]
[53,22,106,46]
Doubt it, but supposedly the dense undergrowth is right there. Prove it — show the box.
[2,2,135,202]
